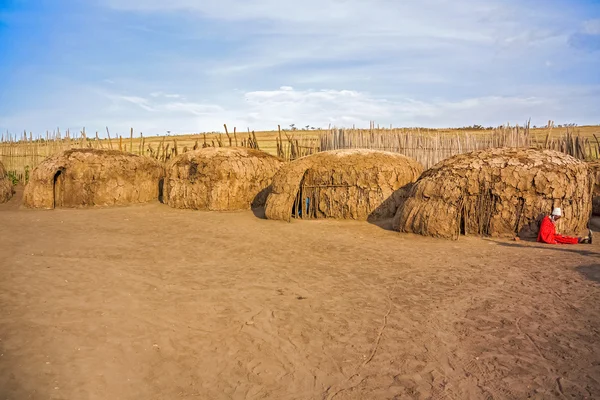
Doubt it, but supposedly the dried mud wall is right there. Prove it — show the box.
[395,148,593,239]
[23,149,164,209]
[0,160,13,204]
[265,149,423,221]
[164,147,283,211]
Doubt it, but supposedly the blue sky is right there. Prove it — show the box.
[0,0,599,137]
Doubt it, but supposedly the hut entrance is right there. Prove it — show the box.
[158,178,164,203]
[53,170,64,208]
[292,171,316,219]
[291,169,351,219]
[459,189,500,236]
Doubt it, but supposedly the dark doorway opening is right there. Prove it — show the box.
[291,171,316,219]
[158,178,165,203]
[53,169,64,208]
[460,208,466,235]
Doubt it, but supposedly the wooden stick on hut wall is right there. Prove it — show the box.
[95,131,103,149]
[278,125,283,154]
[163,143,170,162]
[224,124,232,146]
[593,134,600,159]
[106,127,114,149]
[32,132,38,169]
[156,141,163,160]
[252,130,259,150]
[158,135,166,159]
[577,135,585,160]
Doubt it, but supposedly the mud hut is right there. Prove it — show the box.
[164,147,283,211]
[23,149,164,209]
[265,149,423,221]
[589,161,600,216]
[394,148,594,240]
[0,160,13,203]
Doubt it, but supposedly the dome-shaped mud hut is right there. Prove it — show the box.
[24,149,164,209]
[0,160,14,203]
[589,161,600,216]
[265,149,423,221]
[394,148,594,240]
[164,147,283,211]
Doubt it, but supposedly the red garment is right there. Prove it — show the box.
[537,216,579,244]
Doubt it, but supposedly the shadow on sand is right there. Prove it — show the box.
[252,206,267,219]
[576,264,600,283]
[250,186,272,220]
[486,238,600,258]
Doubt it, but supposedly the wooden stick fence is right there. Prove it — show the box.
[1,123,598,184]
[316,123,598,169]
[0,126,264,183]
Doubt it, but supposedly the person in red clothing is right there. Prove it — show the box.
[537,207,593,244]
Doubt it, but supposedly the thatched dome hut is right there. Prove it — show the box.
[0,160,13,203]
[265,149,423,221]
[23,149,164,209]
[164,147,283,211]
[394,148,594,240]
[589,161,600,216]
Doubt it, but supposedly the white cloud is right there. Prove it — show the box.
[2,84,598,135]
[241,88,559,128]
[119,96,155,111]
[111,94,224,117]
[150,91,184,99]
[95,87,597,132]
[102,0,562,48]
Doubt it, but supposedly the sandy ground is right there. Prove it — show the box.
[1,190,600,400]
